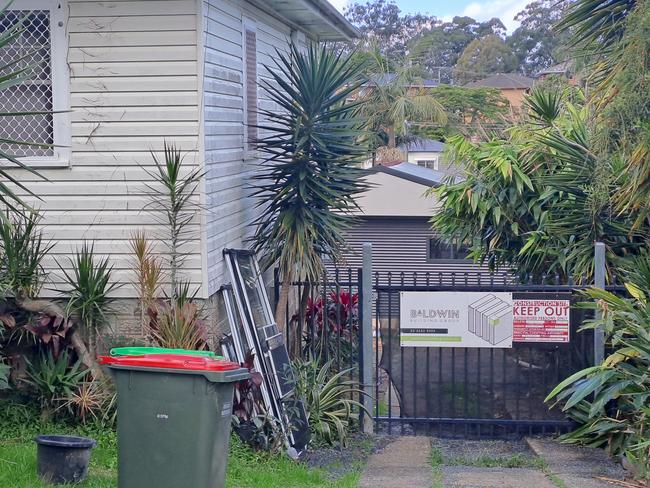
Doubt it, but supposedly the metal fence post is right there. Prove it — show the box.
[360,243,374,433]
[594,242,606,365]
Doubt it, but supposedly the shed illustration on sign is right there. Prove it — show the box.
[468,294,513,345]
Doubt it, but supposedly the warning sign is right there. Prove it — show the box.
[513,294,571,343]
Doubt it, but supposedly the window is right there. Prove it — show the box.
[242,19,257,152]
[416,158,438,170]
[427,237,470,262]
[0,1,68,165]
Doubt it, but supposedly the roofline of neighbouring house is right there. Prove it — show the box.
[367,164,442,188]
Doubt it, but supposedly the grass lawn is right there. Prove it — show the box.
[0,405,360,488]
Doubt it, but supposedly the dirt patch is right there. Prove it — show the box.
[303,433,395,480]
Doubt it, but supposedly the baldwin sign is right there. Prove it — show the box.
[399,292,570,348]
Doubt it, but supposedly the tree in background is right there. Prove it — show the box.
[410,86,509,141]
[453,35,518,84]
[507,0,572,76]
[358,44,447,150]
[250,45,369,327]
[415,16,507,83]
[344,0,435,61]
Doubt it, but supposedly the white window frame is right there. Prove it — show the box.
[242,16,257,159]
[2,0,70,168]
[415,157,439,171]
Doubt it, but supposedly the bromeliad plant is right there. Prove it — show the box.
[249,44,370,330]
[291,358,367,446]
[545,254,650,482]
[25,349,88,417]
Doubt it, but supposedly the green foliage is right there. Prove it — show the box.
[410,86,508,139]
[250,44,369,283]
[25,349,88,412]
[148,287,208,351]
[0,362,10,390]
[453,35,518,85]
[556,0,650,221]
[430,87,644,281]
[408,15,506,83]
[292,358,367,446]
[60,243,118,347]
[0,210,51,297]
[507,1,572,76]
[143,142,203,293]
[359,42,447,149]
[545,254,650,482]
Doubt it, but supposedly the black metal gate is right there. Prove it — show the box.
[371,270,617,438]
[276,267,621,439]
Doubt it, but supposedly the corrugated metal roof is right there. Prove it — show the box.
[466,73,534,89]
[399,139,445,153]
[373,162,451,186]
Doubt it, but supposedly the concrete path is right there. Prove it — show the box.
[526,437,629,488]
[442,466,556,488]
[358,436,433,488]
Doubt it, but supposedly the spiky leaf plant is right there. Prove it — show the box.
[250,44,370,325]
[59,243,119,352]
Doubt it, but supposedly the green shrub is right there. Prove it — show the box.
[546,254,650,482]
[291,358,367,446]
[25,349,88,415]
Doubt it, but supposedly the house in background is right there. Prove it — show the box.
[2,0,357,335]
[465,73,534,112]
[333,163,484,277]
[536,60,579,86]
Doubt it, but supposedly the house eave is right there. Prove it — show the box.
[250,0,359,41]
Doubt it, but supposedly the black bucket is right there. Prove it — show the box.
[34,435,96,485]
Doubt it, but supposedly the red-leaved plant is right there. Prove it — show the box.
[293,291,359,366]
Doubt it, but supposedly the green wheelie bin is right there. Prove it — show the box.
[100,354,249,488]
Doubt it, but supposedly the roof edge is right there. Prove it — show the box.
[368,165,441,188]
[304,0,360,40]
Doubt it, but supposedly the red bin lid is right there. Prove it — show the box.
[98,354,241,372]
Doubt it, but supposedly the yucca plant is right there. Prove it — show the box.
[143,143,203,294]
[250,44,370,328]
[0,209,51,297]
[59,243,119,353]
[546,253,650,482]
[292,358,368,446]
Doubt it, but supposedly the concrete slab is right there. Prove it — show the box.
[526,437,629,488]
[442,466,557,488]
[358,436,432,488]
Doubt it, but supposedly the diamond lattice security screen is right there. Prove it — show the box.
[0,10,53,158]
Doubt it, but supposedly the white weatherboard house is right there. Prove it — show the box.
[2,0,357,334]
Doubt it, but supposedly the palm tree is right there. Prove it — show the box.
[250,44,370,329]
[358,43,446,152]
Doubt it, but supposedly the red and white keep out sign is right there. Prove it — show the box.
[513,299,570,343]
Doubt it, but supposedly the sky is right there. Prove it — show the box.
[330,0,532,32]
